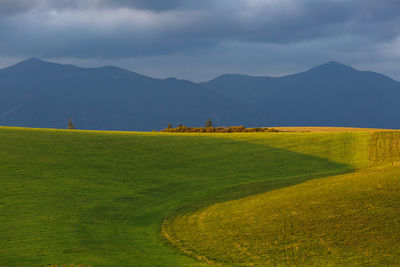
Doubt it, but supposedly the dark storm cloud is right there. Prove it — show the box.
[59,0,216,11]
[0,0,35,16]
[0,0,400,80]
[99,0,185,11]
[0,0,215,13]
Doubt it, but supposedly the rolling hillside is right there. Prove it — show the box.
[165,165,400,266]
[1,127,398,266]
[162,131,400,266]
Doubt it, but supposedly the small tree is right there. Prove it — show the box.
[68,119,76,129]
[167,123,172,129]
[206,119,212,128]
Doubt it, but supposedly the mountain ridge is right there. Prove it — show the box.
[1,58,399,130]
[207,61,398,83]
[0,58,260,130]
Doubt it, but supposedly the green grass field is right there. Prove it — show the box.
[0,127,398,266]
[165,165,400,266]
[164,131,400,266]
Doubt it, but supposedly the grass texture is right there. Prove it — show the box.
[163,132,400,266]
[273,127,395,132]
[0,127,394,266]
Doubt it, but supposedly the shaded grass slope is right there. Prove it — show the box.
[164,132,400,266]
[0,127,375,266]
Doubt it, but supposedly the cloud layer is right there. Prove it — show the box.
[0,0,400,81]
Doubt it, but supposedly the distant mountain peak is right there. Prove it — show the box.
[322,61,353,68]
[12,58,59,69]
[324,60,343,65]
[212,74,257,82]
[308,61,355,73]
[19,58,45,64]
[3,58,82,74]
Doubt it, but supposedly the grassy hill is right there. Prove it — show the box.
[0,127,398,266]
[165,165,400,266]
[163,131,400,266]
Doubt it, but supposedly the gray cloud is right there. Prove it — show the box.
[0,0,36,16]
[98,0,186,11]
[0,0,399,80]
[0,0,215,13]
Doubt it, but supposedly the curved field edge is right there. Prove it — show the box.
[1,127,377,266]
[162,132,400,266]
[160,171,355,265]
[163,165,400,266]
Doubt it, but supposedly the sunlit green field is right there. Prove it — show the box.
[165,165,400,266]
[164,131,400,266]
[0,127,398,266]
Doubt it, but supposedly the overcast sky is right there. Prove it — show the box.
[0,0,399,81]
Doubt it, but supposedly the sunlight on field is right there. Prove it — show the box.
[164,165,400,266]
[0,127,399,266]
[163,132,400,266]
[274,127,397,132]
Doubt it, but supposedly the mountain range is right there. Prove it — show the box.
[1,58,399,130]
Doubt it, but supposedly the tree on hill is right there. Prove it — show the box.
[206,119,213,127]
[68,119,76,129]
[168,123,172,129]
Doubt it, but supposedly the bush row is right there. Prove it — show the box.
[160,126,279,133]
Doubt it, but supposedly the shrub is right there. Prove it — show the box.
[160,125,279,133]
[67,119,76,129]
[206,119,213,128]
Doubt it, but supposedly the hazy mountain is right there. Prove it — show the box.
[203,61,400,129]
[0,58,259,130]
[1,59,399,130]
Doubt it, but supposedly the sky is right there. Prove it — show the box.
[0,0,399,81]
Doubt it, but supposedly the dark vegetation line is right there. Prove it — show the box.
[65,118,279,133]
[160,125,279,133]
[161,119,279,133]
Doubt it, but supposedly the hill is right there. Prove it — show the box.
[202,61,400,129]
[165,164,400,266]
[0,126,386,266]
[162,131,400,266]
[0,58,257,131]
